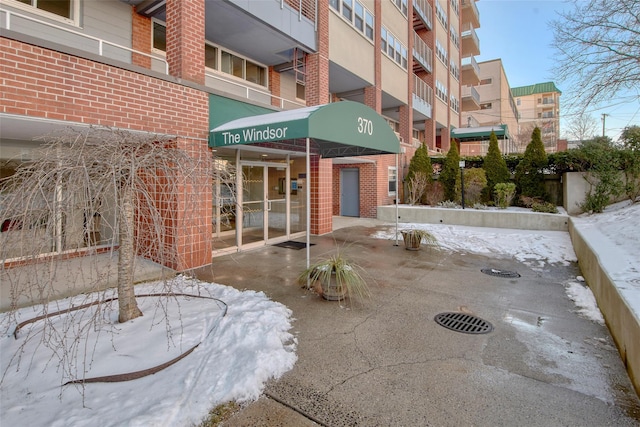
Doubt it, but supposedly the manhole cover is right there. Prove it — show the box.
[434,312,494,334]
[481,268,521,278]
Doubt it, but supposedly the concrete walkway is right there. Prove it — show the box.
[193,217,640,426]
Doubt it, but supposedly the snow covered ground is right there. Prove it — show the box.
[1,201,637,426]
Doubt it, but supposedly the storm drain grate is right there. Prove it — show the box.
[434,312,494,334]
[481,268,521,278]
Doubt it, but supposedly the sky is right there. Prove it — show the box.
[475,0,640,142]
[3,200,639,426]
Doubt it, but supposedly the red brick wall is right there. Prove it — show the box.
[132,8,151,69]
[0,37,212,270]
[310,156,333,234]
[166,0,205,85]
[268,66,281,107]
[306,0,332,233]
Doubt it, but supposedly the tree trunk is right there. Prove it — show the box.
[117,186,142,323]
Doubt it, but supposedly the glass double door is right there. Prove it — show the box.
[240,162,287,247]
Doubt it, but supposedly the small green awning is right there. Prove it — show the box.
[210,101,400,158]
[451,124,510,142]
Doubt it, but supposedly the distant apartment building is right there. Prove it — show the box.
[456,59,519,155]
[1,0,477,269]
[511,82,562,152]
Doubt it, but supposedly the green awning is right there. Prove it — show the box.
[451,124,510,142]
[210,100,400,158]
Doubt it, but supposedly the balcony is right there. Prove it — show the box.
[461,56,480,86]
[0,7,304,111]
[461,85,480,111]
[134,0,316,67]
[412,0,433,31]
[461,0,480,29]
[461,24,480,57]
[413,75,433,120]
[413,32,433,74]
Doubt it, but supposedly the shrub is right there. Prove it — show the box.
[515,127,548,200]
[407,172,429,205]
[620,125,640,202]
[462,168,487,206]
[440,140,461,202]
[494,182,516,209]
[531,201,559,213]
[425,181,444,206]
[577,137,623,213]
[483,131,511,202]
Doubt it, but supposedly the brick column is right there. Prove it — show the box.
[165,0,205,85]
[310,156,333,234]
[131,8,151,69]
[306,0,331,233]
[173,137,213,269]
[268,66,282,108]
[305,0,329,106]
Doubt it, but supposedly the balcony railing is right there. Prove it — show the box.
[461,23,480,56]
[412,0,433,31]
[413,75,433,119]
[1,7,168,73]
[282,0,317,24]
[461,0,480,28]
[461,85,480,103]
[413,32,433,73]
[1,7,304,111]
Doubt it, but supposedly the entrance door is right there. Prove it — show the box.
[240,163,287,247]
[340,168,360,217]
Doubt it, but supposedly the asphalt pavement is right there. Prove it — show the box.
[193,218,640,427]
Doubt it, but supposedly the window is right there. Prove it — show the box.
[205,44,217,69]
[450,94,459,113]
[435,2,447,27]
[480,102,492,110]
[381,28,388,52]
[354,2,364,31]
[381,27,408,70]
[221,51,243,78]
[331,0,374,41]
[342,0,353,20]
[392,0,408,17]
[450,25,459,48]
[296,83,306,100]
[365,11,374,40]
[388,167,397,196]
[435,80,448,102]
[480,78,492,85]
[450,59,459,80]
[245,60,265,85]
[435,40,447,64]
[11,0,74,20]
[153,21,167,51]
[516,98,521,106]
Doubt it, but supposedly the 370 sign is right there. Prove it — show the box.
[357,117,373,135]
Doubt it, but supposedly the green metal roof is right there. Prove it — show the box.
[511,82,562,97]
[451,124,510,141]
[210,100,400,158]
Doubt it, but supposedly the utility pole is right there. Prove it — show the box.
[601,113,609,137]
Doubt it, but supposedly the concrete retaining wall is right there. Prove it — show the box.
[377,205,569,231]
[568,220,640,396]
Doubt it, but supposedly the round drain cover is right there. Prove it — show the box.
[434,312,493,334]
[481,268,521,278]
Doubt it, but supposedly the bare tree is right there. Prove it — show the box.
[1,126,237,386]
[550,0,640,113]
[565,113,599,142]
[1,126,236,320]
